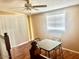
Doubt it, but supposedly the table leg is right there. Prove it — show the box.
[54,49,57,59]
[48,51,50,58]
[45,51,48,56]
[59,45,64,59]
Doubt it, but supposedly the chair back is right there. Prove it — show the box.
[52,37,62,42]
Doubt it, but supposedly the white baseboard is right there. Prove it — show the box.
[12,40,31,48]
[63,47,79,54]
[11,42,79,55]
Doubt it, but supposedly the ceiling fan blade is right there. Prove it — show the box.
[18,0,30,3]
[0,0,14,2]
[8,7,25,8]
[32,5,47,8]
[33,8,38,10]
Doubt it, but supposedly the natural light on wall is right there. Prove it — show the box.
[27,16,34,40]
[0,15,29,47]
[47,14,65,36]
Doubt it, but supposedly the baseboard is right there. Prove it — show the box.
[11,41,79,55]
[63,47,79,54]
[12,40,31,48]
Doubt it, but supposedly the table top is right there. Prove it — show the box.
[37,39,62,51]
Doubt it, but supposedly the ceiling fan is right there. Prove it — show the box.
[23,0,47,10]
[1,0,47,14]
[13,0,47,13]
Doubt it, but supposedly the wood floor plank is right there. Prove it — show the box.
[11,42,79,59]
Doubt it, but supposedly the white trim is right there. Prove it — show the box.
[11,41,79,55]
[40,54,51,59]
[63,47,79,54]
[12,40,31,48]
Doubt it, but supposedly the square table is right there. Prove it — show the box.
[37,39,63,59]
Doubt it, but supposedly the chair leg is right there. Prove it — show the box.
[40,48,41,54]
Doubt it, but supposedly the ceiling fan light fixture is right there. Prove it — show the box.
[25,3,31,7]
[33,5,47,8]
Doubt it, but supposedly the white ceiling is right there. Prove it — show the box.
[0,0,79,14]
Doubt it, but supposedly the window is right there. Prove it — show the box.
[47,14,65,36]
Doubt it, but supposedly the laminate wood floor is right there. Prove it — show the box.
[11,42,79,59]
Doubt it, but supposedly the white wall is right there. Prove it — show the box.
[0,11,29,48]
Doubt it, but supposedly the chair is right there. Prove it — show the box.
[30,41,50,59]
[52,37,62,42]
[34,38,41,41]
